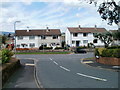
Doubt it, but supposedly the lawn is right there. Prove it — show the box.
[16,51,71,54]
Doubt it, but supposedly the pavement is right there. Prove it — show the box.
[82,59,120,72]
[2,59,39,89]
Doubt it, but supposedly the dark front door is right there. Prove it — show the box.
[76,41,80,47]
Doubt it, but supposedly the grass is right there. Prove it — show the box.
[16,51,71,54]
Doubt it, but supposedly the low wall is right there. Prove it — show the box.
[96,57,120,66]
[1,58,21,87]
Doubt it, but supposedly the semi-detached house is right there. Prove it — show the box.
[15,28,61,49]
[65,25,107,47]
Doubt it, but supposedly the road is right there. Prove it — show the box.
[16,52,119,88]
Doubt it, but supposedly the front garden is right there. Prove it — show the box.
[95,46,120,65]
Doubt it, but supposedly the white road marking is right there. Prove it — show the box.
[25,63,35,66]
[53,61,58,65]
[49,58,53,61]
[60,66,70,72]
[76,73,107,81]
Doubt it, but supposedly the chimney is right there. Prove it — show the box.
[27,26,29,32]
[78,25,81,28]
[46,27,50,32]
[95,25,97,29]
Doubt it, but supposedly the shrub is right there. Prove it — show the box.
[95,48,99,56]
[98,48,106,56]
[101,49,113,57]
[113,49,120,58]
[107,46,120,49]
[43,47,52,50]
[2,49,14,64]
[55,47,64,49]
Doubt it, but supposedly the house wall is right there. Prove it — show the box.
[65,29,72,46]
[16,35,61,48]
[38,36,61,47]
[65,30,104,47]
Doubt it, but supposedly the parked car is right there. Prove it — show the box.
[74,48,87,53]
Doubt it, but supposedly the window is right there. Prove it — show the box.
[53,35,58,39]
[72,41,75,44]
[83,33,88,37]
[29,36,35,40]
[73,33,78,37]
[83,40,88,44]
[41,36,46,39]
[21,44,28,47]
[29,43,35,48]
[93,39,98,43]
[16,44,20,48]
[17,36,23,40]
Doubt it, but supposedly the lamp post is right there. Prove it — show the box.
[14,21,21,57]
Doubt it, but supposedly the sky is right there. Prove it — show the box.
[0,0,119,33]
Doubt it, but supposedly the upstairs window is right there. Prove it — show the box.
[73,33,78,37]
[83,33,88,37]
[17,36,23,40]
[53,35,58,39]
[29,36,35,40]
[41,36,46,39]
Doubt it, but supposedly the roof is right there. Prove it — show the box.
[68,27,107,33]
[15,29,61,36]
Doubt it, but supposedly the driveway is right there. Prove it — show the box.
[16,52,118,88]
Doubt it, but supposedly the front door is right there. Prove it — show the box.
[76,41,80,47]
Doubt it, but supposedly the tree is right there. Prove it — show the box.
[94,32,113,48]
[80,0,120,30]
[112,31,120,40]
[2,35,7,44]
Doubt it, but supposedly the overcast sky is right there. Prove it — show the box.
[0,0,119,32]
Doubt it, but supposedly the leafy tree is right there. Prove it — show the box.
[80,0,120,30]
[2,35,7,44]
[94,32,113,48]
[112,31,120,40]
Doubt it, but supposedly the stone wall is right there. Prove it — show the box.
[96,57,120,66]
[1,58,21,87]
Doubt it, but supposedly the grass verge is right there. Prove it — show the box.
[16,52,71,54]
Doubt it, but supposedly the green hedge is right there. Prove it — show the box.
[2,49,14,64]
[95,48,120,58]
[55,47,64,49]
[107,46,120,49]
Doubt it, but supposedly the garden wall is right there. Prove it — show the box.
[96,57,120,66]
[1,58,21,87]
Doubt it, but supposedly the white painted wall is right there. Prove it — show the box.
[65,30,104,47]
[16,35,61,48]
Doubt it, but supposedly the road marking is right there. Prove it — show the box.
[49,58,53,61]
[25,63,35,66]
[60,66,70,72]
[76,73,107,81]
[53,61,58,65]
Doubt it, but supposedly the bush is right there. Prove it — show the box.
[113,49,120,58]
[43,47,52,50]
[2,49,14,64]
[97,48,106,56]
[95,48,99,56]
[107,46,120,49]
[16,48,29,50]
[101,49,113,57]
[77,46,87,49]
[55,47,64,49]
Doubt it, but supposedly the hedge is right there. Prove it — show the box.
[55,47,64,49]
[95,48,120,58]
[2,49,14,64]
[107,46,120,49]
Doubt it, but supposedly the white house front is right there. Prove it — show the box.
[15,28,61,49]
[65,25,107,47]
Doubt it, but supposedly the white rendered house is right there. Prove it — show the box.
[65,25,107,47]
[15,28,61,49]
